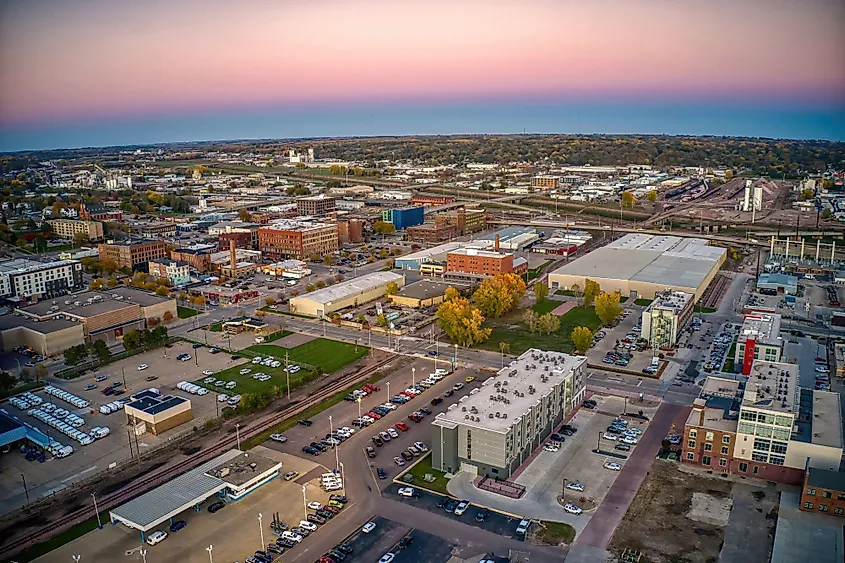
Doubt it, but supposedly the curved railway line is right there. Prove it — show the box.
[0,355,399,559]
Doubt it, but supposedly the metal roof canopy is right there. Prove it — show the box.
[109,449,242,532]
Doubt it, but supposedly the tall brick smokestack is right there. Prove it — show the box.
[495,234,500,253]
[230,240,236,276]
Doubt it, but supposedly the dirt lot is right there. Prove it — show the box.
[610,461,733,563]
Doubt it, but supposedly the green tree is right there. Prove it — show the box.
[373,221,396,234]
[155,285,170,297]
[72,232,90,246]
[800,188,815,201]
[570,326,593,354]
[376,314,387,327]
[537,313,560,335]
[822,209,833,219]
[33,235,47,253]
[594,291,623,326]
[89,278,104,290]
[63,344,89,366]
[106,277,119,288]
[472,273,526,318]
[123,330,142,352]
[533,282,549,303]
[88,339,110,364]
[583,279,600,308]
[0,370,17,392]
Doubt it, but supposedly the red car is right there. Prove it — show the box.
[324,505,340,514]
[318,557,335,563]
[399,391,414,399]
[368,411,382,420]
[395,422,409,432]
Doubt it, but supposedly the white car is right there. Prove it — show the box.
[379,554,395,563]
[414,441,428,452]
[387,428,399,439]
[516,519,531,534]
[626,428,642,436]
[239,368,251,375]
[433,368,448,376]
[362,521,377,533]
[393,456,405,466]
[397,487,416,497]
[454,501,470,515]
[299,520,317,531]
[602,433,618,441]
[564,503,583,515]
[307,501,322,510]
[252,357,263,364]
[429,373,443,381]
[543,444,560,452]
[340,426,356,435]
[381,403,397,411]
[203,377,215,383]
[137,364,148,371]
[621,436,638,445]
[566,482,584,492]
[815,367,829,373]
[281,531,303,543]
[270,434,287,442]
[146,530,168,545]
[603,461,622,471]
[217,394,229,402]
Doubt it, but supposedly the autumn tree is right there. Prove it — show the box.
[435,289,491,347]
[163,311,174,322]
[646,190,658,202]
[89,278,104,290]
[264,297,276,306]
[237,209,252,221]
[537,313,560,335]
[472,273,526,318]
[570,326,594,354]
[499,341,510,355]
[583,279,600,308]
[373,221,396,234]
[105,278,119,288]
[533,282,549,303]
[155,285,170,297]
[315,279,326,289]
[385,281,399,297]
[621,191,636,208]
[595,291,623,325]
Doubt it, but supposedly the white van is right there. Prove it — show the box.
[146,530,168,545]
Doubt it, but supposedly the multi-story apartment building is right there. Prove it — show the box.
[218,231,253,251]
[640,291,694,349]
[407,222,459,244]
[131,221,177,239]
[296,195,336,216]
[735,313,784,375]
[432,349,586,478]
[98,240,167,272]
[257,221,338,260]
[47,219,104,242]
[208,221,261,249]
[170,246,215,273]
[800,463,845,517]
[148,259,191,286]
[0,258,83,301]
[834,343,845,378]
[336,219,364,244]
[446,248,515,277]
[531,175,561,190]
[682,378,740,474]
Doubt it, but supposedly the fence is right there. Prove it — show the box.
[477,475,526,499]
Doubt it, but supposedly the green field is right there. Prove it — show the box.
[535,521,576,545]
[263,330,293,342]
[396,453,450,495]
[694,305,717,314]
[555,290,576,297]
[480,306,601,355]
[195,338,367,395]
[177,306,200,319]
[531,300,560,315]
[634,298,653,306]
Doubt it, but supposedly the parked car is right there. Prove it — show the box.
[146,530,168,545]
[208,502,225,513]
[603,461,622,471]
[376,468,387,480]
[454,501,470,515]
[169,520,187,532]
[362,521,377,533]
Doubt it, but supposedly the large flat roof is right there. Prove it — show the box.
[0,314,78,334]
[740,313,782,347]
[295,271,404,305]
[742,361,797,415]
[809,390,843,449]
[549,233,726,289]
[395,279,453,300]
[0,258,77,275]
[433,349,585,434]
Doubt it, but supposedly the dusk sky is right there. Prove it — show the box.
[1,0,843,151]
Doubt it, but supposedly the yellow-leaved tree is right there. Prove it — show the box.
[583,278,601,308]
[436,287,491,346]
[472,273,527,318]
[595,291,623,326]
[570,326,594,354]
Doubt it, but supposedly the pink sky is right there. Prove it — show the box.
[0,0,843,126]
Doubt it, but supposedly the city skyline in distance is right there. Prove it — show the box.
[1,0,843,151]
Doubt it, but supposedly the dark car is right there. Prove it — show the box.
[254,551,271,563]
[329,495,348,503]
[307,514,326,525]
[615,443,631,452]
[444,500,459,513]
[398,536,413,549]
[192,342,203,348]
[208,501,225,513]
[372,436,384,447]
[436,497,447,508]
[419,407,432,415]
[145,375,158,382]
[408,414,423,423]
[267,543,284,554]
[376,467,387,480]
[550,433,565,442]
[298,419,313,426]
[316,508,334,519]
[323,506,340,514]
[606,426,622,434]
[170,520,187,532]
[336,544,354,554]
[401,451,413,461]
[444,390,455,397]
[277,538,296,548]
[112,389,125,396]
[475,508,489,522]
[311,442,328,451]
[430,397,443,406]
[366,446,377,458]
[302,446,320,455]
[230,355,241,360]
[327,550,347,561]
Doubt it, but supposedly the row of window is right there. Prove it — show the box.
[803,502,844,515]
[688,429,731,443]
[685,453,728,467]
[687,441,730,455]
[739,411,793,427]
[806,488,845,501]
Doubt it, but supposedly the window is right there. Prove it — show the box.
[835,508,844,515]
[721,446,729,455]
[686,452,695,461]
[822,491,832,499]
[719,458,727,467]
[702,456,711,466]
[689,429,698,438]
[753,466,759,475]
[740,411,756,422]
[804,502,814,510]
[753,438,771,451]
[739,462,748,472]
[722,435,731,444]
[771,441,788,455]
[769,455,785,466]
[738,421,755,435]
[704,443,713,452]
[688,440,696,448]
[806,488,817,496]
[837,494,845,502]
[820,505,829,512]
[752,452,768,463]
[705,432,714,442]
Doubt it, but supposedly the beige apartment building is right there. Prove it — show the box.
[48,219,104,242]
[257,220,338,260]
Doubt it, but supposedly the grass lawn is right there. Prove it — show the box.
[480,306,601,355]
[555,290,575,297]
[195,338,367,395]
[535,521,576,545]
[694,305,717,313]
[397,453,450,495]
[531,299,560,315]
[242,371,387,450]
[619,296,629,303]
[13,517,100,562]
[249,338,367,373]
[634,298,653,306]
[209,322,223,332]
[177,306,200,319]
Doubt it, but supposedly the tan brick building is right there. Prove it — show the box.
[337,219,364,244]
[98,240,167,271]
[258,221,338,260]
[681,396,738,474]
[48,219,104,242]
[296,195,336,216]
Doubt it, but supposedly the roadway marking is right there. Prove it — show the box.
[61,465,97,483]
[636,380,642,387]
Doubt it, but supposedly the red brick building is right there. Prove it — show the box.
[257,221,338,260]
[411,195,456,206]
[681,397,738,474]
[800,462,845,517]
[446,248,514,277]
[218,231,253,251]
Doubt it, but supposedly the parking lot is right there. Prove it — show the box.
[338,516,457,563]
[0,342,227,515]
[39,449,345,563]
[586,309,657,374]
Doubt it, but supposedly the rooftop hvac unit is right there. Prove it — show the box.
[502,414,507,419]
[462,406,467,412]
[495,412,501,418]
[488,413,494,418]
[465,415,470,420]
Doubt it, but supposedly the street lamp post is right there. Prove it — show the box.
[386,381,391,402]
[562,478,567,503]
[454,343,458,367]
[91,492,102,528]
[412,367,415,388]
[357,397,362,421]
[72,556,81,563]
[301,485,308,520]
[21,473,28,500]
[206,545,213,563]
[340,461,346,493]
[258,513,265,550]
[235,423,241,451]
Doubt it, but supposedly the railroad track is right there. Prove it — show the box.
[0,355,399,559]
